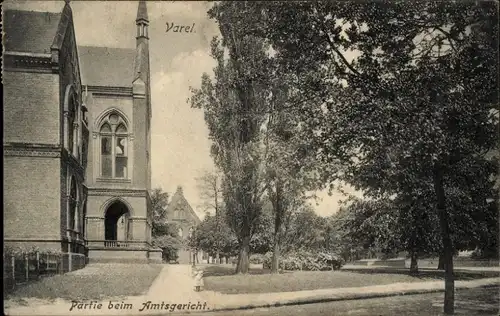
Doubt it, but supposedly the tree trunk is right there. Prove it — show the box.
[438,253,445,270]
[271,235,280,274]
[433,164,454,315]
[410,250,419,274]
[235,236,251,274]
[271,179,284,274]
[215,197,220,265]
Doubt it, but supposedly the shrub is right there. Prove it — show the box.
[249,253,266,264]
[263,250,344,271]
[262,252,273,269]
[317,252,344,270]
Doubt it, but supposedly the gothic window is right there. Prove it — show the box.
[174,208,184,219]
[69,178,78,231]
[82,199,87,237]
[99,113,129,178]
[82,130,89,168]
[68,96,76,156]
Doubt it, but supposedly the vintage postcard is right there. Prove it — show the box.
[2,1,499,315]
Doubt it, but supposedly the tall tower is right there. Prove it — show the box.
[133,0,152,191]
[74,0,161,263]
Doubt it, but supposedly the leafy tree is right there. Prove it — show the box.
[196,169,224,263]
[150,187,169,236]
[248,200,273,254]
[327,208,366,262]
[281,205,328,253]
[152,224,184,262]
[191,210,238,259]
[150,188,183,261]
[262,102,318,273]
[190,4,275,273]
[329,198,394,259]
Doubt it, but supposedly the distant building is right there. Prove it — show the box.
[165,186,202,264]
[3,1,161,271]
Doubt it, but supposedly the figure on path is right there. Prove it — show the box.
[193,269,204,292]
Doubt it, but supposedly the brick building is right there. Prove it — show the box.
[3,1,161,271]
[165,186,202,264]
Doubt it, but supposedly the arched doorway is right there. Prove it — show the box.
[104,200,130,247]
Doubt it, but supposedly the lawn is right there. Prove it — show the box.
[5,263,163,301]
[202,265,499,294]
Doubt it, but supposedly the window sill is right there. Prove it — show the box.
[96,177,132,184]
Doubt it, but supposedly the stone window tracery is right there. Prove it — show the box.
[99,113,129,179]
[64,86,81,160]
[68,94,80,158]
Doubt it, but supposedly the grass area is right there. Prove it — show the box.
[202,265,499,294]
[5,263,163,301]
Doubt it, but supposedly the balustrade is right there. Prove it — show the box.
[86,240,148,249]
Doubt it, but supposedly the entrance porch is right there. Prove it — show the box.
[85,199,161,263]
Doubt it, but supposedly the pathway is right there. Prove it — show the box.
[141,264,211,313]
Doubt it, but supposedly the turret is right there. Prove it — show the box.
[136,0,149,40]
[132,0,152,190]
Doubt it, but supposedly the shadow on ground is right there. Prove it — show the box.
[202,265,272,277]
[340,268,500,281]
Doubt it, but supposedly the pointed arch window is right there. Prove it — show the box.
[69,178,78,231]
[99,113,129,178]
[68,95,76,156]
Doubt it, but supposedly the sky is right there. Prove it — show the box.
[4,0,362,218]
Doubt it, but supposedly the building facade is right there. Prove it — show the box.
[165,186,202,264]
[3,1,161,271]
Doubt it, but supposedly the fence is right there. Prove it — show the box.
[3,252,64,293]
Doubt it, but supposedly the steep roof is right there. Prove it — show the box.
[3,10,62,54]
[78,46,136,87]
[166,186,201,225]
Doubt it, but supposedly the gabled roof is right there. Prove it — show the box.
[166,186,201,225]
[3,10,62,54]
[78,46,136,87]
